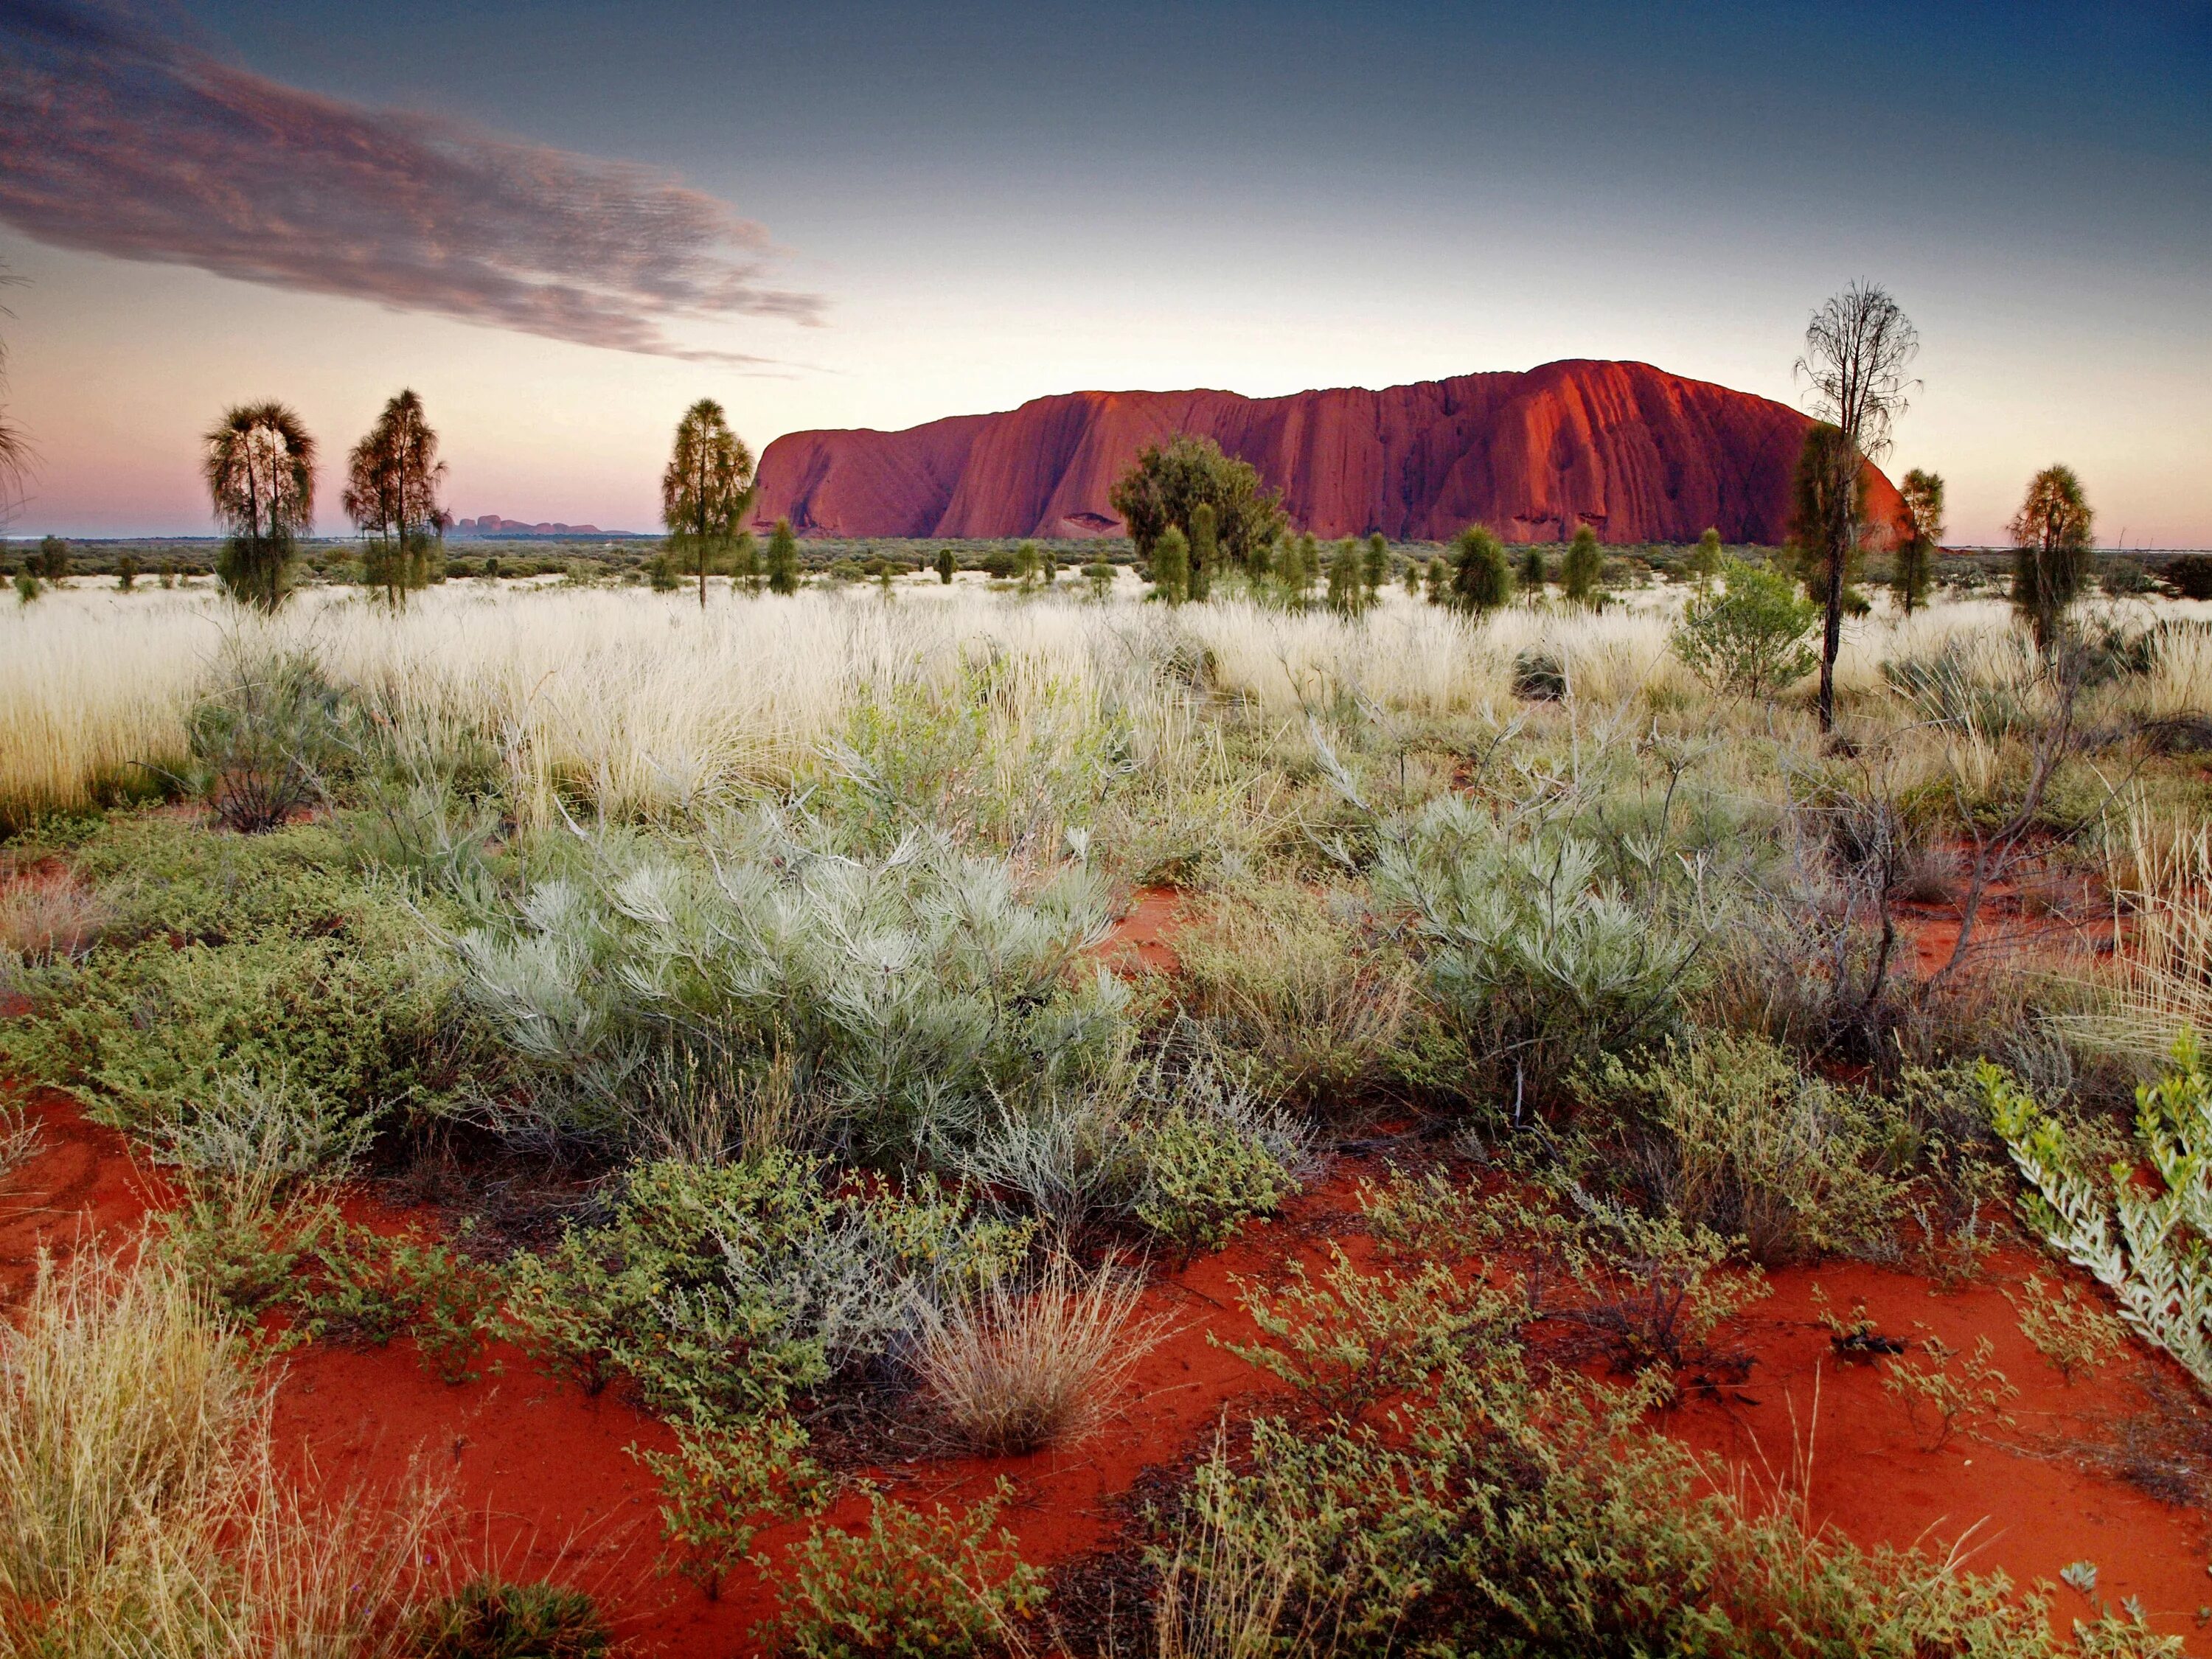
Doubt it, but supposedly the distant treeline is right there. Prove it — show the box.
[8,534,2210,599]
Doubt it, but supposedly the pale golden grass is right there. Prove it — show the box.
[911,1254,1164,1455]
[0,580,2169,830]
[0,876,112,962]
[0,1245,443,1658]
[2062,805,2212,1063]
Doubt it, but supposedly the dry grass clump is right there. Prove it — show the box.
[0,1245,442,1656]
[0,876,112,963]
[2063,806,2212,1062]
[911,1255,1164,1455]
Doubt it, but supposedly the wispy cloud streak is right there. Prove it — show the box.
[0,0,824,363]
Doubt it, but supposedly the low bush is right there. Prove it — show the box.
[1669,559,1818,698]
[1579,1029,1905,1265]
[452,806,1129,1159]
[413,1576,612,1659]
[768,1481,1047,1659]
[504,1152,1032,1427]
[185,641,353,832]
[0,816,485,1152]
[1372,795,1708,1112]
[1986,1033,2212,1394]
[1169,881,1416,1107]
[1161,1302,2176,1657]
[631,1415,827,1600]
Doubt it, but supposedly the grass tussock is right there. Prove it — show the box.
[0,1245,445,1657]
[911,1254,1164,1455]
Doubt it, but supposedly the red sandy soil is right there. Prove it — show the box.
[2,883,2205,1653]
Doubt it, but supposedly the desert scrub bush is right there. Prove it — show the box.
[0,874,111,964]
[1578,1029,1905,1265]
[2008,1270,2129,1382]
[1168,880,1418,1107]
[1160,1329,2176,1657]
[1371,793,1708,1112]
[911,1254,1162,1454]
[955,1029,1310,1248]
[1227,1248,1523,1423]
[184,639,355,832]
[451,805,1129,1159]
[412,1576,611,1659]
[1669,557,1818,698]
[633,1414,828,1600]
[768,1481,1047,1659]
[1131,1074,1309,1256]
[1359,1169,1763,1377]
[504,1151,1032,1427]
[1986,1034,2212,1394]
[0,815,488,1149]
[0,1248,443,1656]
[1882,1334,2020,1451]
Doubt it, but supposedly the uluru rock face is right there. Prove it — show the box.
[751,359,1905,546]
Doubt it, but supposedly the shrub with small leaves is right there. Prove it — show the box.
[414,1576,612,1659]
[768,1482,1047,1659]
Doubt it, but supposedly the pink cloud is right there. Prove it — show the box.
[0,0,825,364]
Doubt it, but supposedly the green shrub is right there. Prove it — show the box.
[1372,796,1706,1110]
[1670,559,1818,698]
[1580,1030,1904,1265]
[0,833,475,1149]
[768,1482,1047,1659]
[185,644,352,832]
[1133,1096,1298,1256]
[1986,1034,2212,1394]
[631,1415,827,1600]
[414,1576,612,1659]
[1170,883,1416,1106]
[504,1152,1032,1427]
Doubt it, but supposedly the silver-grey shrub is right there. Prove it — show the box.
[1373,795,1708,1112]
[451,806,1130,1158]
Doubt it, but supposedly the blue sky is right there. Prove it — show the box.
[2,0,2206,540]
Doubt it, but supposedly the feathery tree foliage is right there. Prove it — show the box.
[766,518,801,596]
[1108,434,1284,570]
[1795,282,1919,730]
[1363,533,1388,599]
[2010,465,2096,658]
[1187,501,1218,601]
[1785,424,1869,617]
[1894,467,1944,617]
[1150,525,1189,604]
[935,546,955,585]
[1450,526,1513,614]
[36,535,68,580]
[1562,525,1603,608]
[204,402,316,612]
[1518,544,1547,599]
[1688,528,1723,588]
[1325,538,1366,614]
[661,399,757,608]
[342,389,448,608]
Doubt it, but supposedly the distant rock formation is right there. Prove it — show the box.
[456,515,603,535]
[751,359,1905,545]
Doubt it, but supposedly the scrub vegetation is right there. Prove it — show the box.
[6,335,2212,1655]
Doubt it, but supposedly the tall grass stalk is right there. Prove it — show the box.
[0,1246,443,1656]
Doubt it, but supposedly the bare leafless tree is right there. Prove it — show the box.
[1797,282,1919,731]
